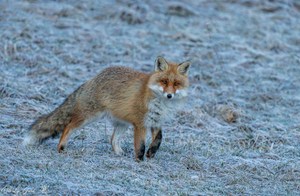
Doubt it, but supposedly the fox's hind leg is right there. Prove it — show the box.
[57,116,84,153]
[111,121,128,155]
[146,127,162,158]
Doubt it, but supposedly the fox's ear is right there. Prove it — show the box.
[178,61,191,75]
[155,56,169,72]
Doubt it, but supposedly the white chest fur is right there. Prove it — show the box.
[144,98,179,128]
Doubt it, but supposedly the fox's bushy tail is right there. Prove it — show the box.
[24,88,80,145]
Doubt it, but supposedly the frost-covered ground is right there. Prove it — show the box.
[1,0,300,195]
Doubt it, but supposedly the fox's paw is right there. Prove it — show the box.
[135,156,144,162]
[111,138,124,156]
[135,142,145,162]
[146,149,155,159]
[57,144,65,153]
[113,146,124,156]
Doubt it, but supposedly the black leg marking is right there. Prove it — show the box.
[136,141,145,162]
[58,145,65,153]
[146,130,162,158]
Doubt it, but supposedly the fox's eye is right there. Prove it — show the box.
[174,81,181,86]
[161,80,168,85]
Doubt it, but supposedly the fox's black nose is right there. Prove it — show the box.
[167,94,172,99]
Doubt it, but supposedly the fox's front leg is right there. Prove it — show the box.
[134,125,147,162]
[146,127,162,159]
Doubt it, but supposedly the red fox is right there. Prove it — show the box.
[24,56,191,161]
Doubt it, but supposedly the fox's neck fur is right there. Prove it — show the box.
[144,96,179,128]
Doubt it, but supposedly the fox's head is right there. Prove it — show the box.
[148,56,191,100]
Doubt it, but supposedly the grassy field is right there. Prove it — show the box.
[1,0,300,195]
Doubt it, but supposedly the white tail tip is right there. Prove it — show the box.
[23,134,38,146]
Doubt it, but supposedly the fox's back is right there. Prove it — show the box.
[95,66,147,92]
[93,66,150,100]
[76,67,150,122]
